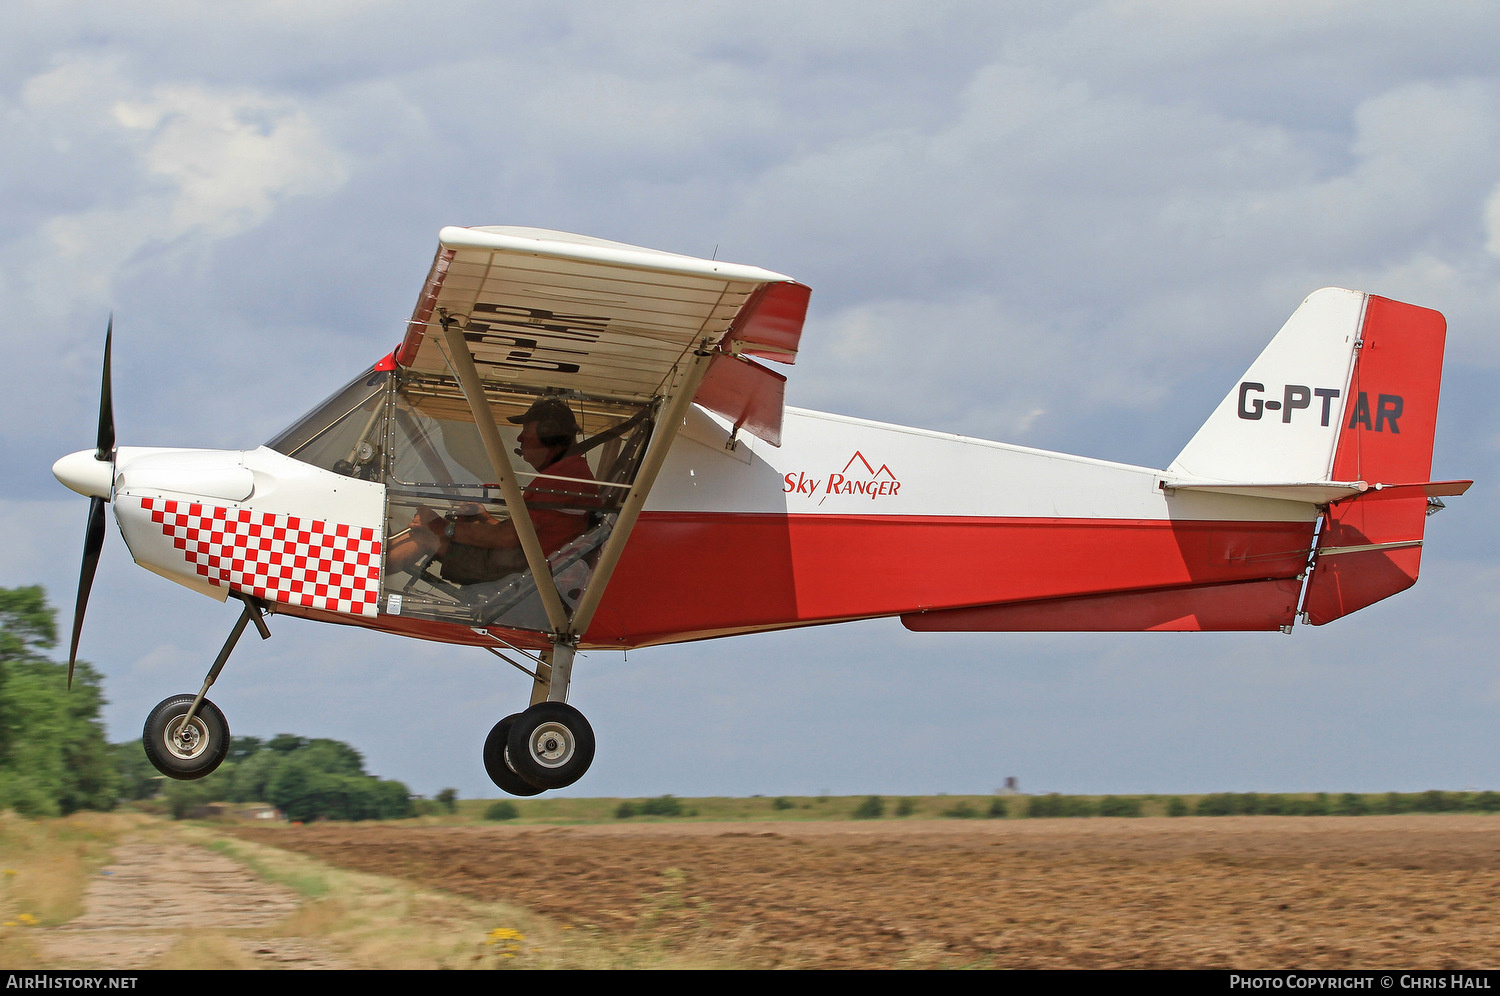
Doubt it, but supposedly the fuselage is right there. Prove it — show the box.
[61,402,1318,652]
[599,405,1314,645]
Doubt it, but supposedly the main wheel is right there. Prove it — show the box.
[483,714,546,796]
[143,695,230,780]
[506,702,595,790]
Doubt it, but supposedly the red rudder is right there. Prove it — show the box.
[1303,296,1447,624]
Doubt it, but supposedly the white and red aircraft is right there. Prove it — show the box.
[54,226,1470,795]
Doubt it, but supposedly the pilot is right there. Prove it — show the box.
[388,398,599,584]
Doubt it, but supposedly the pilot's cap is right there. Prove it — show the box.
[507,397,579,441]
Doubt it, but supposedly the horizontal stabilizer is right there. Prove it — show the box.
[1161,478,1472,506]
[1334,479,1471,502]
[1163,479,1370,504]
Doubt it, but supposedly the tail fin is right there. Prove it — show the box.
[1169,288,1459,624]
[1169,287,1365,483]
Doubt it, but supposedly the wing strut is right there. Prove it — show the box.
[566,347,716,638]
[438,315,572,634]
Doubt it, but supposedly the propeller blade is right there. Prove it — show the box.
[95,316,115,462]
[68,496,107,689]
[70,320,118,689]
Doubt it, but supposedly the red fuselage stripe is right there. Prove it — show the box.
[581,512,1315,646]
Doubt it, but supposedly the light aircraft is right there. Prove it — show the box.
[54,226,1470,795]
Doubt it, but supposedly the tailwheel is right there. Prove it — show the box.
[483,714,546,796]
[143,694,230,780]
[506,702,595,790]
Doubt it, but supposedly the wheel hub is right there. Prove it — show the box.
[167,717,208,760]
[528,722,574,768]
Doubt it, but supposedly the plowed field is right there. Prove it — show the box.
[228,814,1500,969]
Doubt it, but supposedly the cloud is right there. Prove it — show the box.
[797,293,1092,447]
[0,53,354,464]
[7,54,347,308]
[1485,182,1500,257]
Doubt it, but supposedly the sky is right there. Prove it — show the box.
[1,1,1497,800]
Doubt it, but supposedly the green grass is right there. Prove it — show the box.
[206,837,331,898]
[451,794,990,823]
[450,793,1035,823]
[116,790,1500,828]
[429,791,1500,824]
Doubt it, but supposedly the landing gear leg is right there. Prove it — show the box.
[528,641,574,705]
[141,591,269,780]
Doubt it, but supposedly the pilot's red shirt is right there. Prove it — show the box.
[523,453,600,555]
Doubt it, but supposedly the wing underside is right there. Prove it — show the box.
[395,226,808,429]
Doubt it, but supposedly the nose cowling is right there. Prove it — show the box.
[53,449,115,500]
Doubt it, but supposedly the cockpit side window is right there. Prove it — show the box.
[376,377,657,631]
[389,394,492,488]
[267,368,390,481]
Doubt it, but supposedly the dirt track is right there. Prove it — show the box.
[227,814,1500,969]
[35,840,349,970]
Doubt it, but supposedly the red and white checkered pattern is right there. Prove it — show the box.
[141,497,382,617]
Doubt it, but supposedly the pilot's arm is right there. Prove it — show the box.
[408,502,520,551]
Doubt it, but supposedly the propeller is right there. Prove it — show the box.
[67,318,115,688]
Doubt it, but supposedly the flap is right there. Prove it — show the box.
[693,352,787,447]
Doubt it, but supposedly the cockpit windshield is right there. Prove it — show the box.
[266,367,390,481]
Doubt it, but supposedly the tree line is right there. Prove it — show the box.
[0,585,413,821]
[129,734,415,822]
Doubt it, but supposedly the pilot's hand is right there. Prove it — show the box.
[455,502,499,525]
[411,505,445,534]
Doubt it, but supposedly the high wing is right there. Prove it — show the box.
[385,226,810,650]
[393,226,809,441]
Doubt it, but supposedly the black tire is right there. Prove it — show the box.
[483,714,546,796]
[506,702,595,791]
[143,695,230,780]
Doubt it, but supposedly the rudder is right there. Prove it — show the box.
[1302,295,1449,624]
